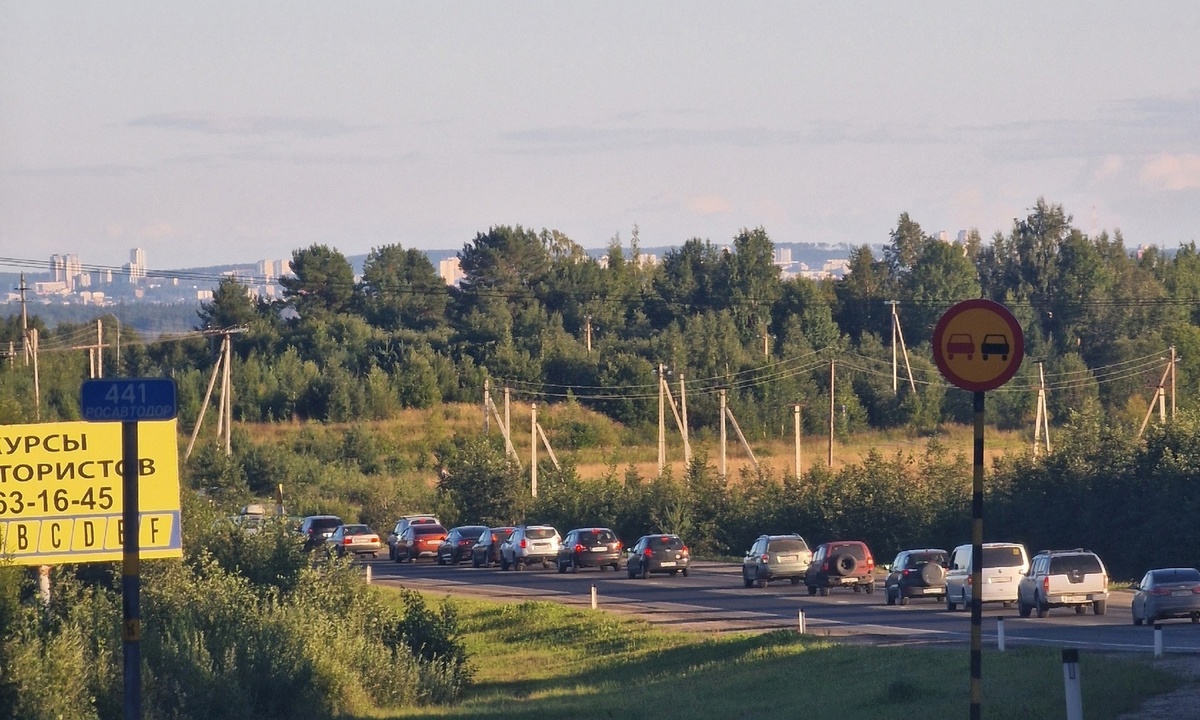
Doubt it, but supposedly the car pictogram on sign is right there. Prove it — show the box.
[946,333,975,360]
[981,334,1010,361]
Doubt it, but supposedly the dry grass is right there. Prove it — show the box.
[238,403,1030,483]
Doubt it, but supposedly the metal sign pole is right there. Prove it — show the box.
[121,419,141,720]
[970,391,984,720]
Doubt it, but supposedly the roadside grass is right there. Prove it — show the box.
[363,591,1181,720]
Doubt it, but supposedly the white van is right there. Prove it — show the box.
[944,542,1029,611]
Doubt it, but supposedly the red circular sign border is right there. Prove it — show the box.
[932,299,1025,392]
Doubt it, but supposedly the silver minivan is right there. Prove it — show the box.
[944,542,1029,611]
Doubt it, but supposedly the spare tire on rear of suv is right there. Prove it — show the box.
[921,563,946,585]
[833,554,858,576]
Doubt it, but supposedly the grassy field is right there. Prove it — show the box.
[242,402,1028,483]
[364,592,1182,720]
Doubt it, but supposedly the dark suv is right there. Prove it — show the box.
[884,548,948,605]
[806,540,876,595]
[557,527,622,573]
[471,526,515,568]
[299,515,343,551]
[626,534,691,579]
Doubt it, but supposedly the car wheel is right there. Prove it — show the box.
[437,554,446,566]
[946,594,958,612]
[1018,597,1031,618]
[1036,595,1049,619]
[501,556,510,571]
[670,569,679,576]
[886,586,896,606]
[558,559,568,574]
[865,581,875,595]
[542,560,550,570]
[514,558,523,571]
[755,570,767,589]
[612,562,620,571]
[641,563,650,580]
[570,558,579,574]
[1146,613,1157,626]
[852,585,861,593]
[818,587,830,597]
[1192,614,1199,624]
[1133,611,1143,626]
[898,590,909,606]
[807,584,817,596]
[1075,605,1087,615]
[472,555,481,569]
[1093,600,1106,616]
[627,565,637,579]
[371,552,377,559]
[682,567,689,578]
[743,570,754,589]
[388,546,395,561]
[790,577,800,585]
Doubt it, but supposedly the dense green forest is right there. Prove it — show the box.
[2,198,1197,438]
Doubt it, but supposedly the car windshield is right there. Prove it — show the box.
[342,525,371,535]
[909,552,946,567]
[525,528,557,540]
[1048,555,1102,574]
[768,539,807,553]
[578,530,616,544]
[983,546,1025,567]
[1152,569,1200,584]
[649,536,684,549]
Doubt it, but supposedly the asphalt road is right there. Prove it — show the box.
[364,557,1200,655]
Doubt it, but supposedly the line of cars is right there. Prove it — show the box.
[299,513,1200,625]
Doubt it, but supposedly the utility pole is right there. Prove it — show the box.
[1171,346,1177,420]
[31,328,40,421]
[890,300,898,392]
[719,389,728,477]
[1138,358,1174,439]
[828,359,835,467]
[1033,361,1050,456]
[679,374,691,463]
[887,300,916,393]
[658,364,666,475]
[793,404,802,477]
[585,316,593,354]
[762,321,770,359]
[18,273,29,365]
[483,379,490,433]
[531,403,538,498]
[96,319,104,379]
[504,387,512,454]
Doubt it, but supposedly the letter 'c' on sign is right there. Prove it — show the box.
[932,299,1024,392]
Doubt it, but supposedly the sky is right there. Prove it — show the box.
[2,3,1200,271]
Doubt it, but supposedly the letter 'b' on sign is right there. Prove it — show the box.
[932,299,1024,392]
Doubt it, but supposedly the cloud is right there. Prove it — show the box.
[4,163,144,177]
[129,113,373,138]
[500,125,808,155]
[687,194,732,215]
[1094,155,1124,181]
[138,221,180,239]
[1140,153,1200,190]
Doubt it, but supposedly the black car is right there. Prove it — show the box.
[626,534,690,579]
[299,515,343,551]
[884,548,948,605]
[438,525,488,566]
[471,526,515,568]
[557,527,622,573]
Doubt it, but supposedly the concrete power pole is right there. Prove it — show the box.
[530,403,538,498]
[658,364,666,475]
[793,404,802,477]
[483,379,490,433]
[19,273,29,366]
[828,359,835,467]
[96,319,103,379]
[719,389,728,477]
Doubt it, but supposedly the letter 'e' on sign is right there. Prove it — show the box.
[932,299,1024,391]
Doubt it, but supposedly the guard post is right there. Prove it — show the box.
[81,378,178,720]
[931,300,1024,720]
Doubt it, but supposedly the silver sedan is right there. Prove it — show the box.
[1132,567,1200,625]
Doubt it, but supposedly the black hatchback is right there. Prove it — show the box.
[626,534,690,579]
[884,548,948,605]
[557,527,622,573]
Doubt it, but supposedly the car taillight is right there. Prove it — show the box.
[369,536,378,543]
[491,534,497,542]
[1192,586,1200,595]
[821,561,829,571]
[644,548,653,557]
[1151,588,1171,596]
[574,544,585,553]
[520,538,527,548]
[866,557,874,571]
[967,576,973,586]
[343,538,352,545]
[902,569,911,576]
[1042,576,1050,593]
[763,554,771,563]
[307,528,314,534]
[459,539,471,546]
[616,541,622,551]
[681,546,689,556]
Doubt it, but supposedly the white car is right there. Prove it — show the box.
[944,542,1029,611]
[500,525,561,570]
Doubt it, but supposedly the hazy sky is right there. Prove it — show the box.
[3,3,1199,270]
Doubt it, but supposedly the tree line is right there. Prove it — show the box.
[2,198,1199,439]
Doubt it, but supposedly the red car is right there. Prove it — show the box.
[946,333,975,360]
[397,524,447,562]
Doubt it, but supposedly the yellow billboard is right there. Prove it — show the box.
[0,419,182,565]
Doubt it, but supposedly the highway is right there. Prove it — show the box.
[366,557,1200,655]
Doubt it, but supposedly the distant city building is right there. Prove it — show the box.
[128,247,146,281]
[34,281,69,295]
[197,290,214,301]
[956,230,969,244]
[49,254,84,290]
[438,257,462,286]
[257,259,275,281]
[774,248,793,266]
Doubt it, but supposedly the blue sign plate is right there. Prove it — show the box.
[81,378,178,422]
